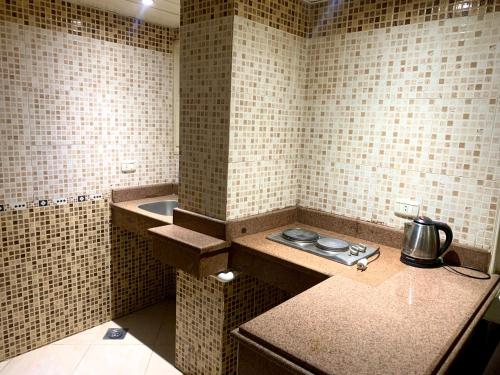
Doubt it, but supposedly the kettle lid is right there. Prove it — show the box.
[414,216,434,225]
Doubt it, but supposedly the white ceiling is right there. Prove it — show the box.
[71,0,180,28]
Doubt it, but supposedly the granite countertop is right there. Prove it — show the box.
[234,224,500,375]
[149,224,230,254]
[110,194,177,225]
[232,223,406,286]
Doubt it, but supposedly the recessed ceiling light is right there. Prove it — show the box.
[142,0,154,6]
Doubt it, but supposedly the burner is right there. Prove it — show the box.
[267,231,380,266]
[282,228,319,243]
[316,238,349,252]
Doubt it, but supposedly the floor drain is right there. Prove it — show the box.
[103,328,128,340]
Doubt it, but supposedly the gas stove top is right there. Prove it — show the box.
[266,228,379,266]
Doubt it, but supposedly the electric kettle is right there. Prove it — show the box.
[401,216,453,268]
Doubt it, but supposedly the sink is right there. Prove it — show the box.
[138,200,178,216]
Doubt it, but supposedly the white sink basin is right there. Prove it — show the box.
[138,200,178,216]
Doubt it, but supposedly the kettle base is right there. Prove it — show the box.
[400,254,442,268]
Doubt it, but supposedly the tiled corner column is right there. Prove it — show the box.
[176,270,289,374]
[178,15,234,220]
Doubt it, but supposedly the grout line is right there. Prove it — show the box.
[143,350,154,375]
[70,343,93,375]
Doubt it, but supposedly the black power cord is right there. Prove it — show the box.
[442,261,491,280]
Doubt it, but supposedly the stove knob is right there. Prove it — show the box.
[349,246,359,256]
[351,244,367,253]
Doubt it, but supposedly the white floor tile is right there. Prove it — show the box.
[73,345,152,375]
[97,319,159,346]
[144,352,182,375]
[1,344,88,375]
[2,299,179,375]
[52,325,107,346]
[0,360,9,372]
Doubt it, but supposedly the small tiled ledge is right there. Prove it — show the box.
[149,224,230,277]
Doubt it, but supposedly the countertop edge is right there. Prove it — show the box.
[232,328,317,375]
[236,276,500,375]
[436,278,500,374]
[149,224,231,255]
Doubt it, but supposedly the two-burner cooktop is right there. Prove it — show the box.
[266,228,379,266]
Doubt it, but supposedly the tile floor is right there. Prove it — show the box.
[0,299,181,375]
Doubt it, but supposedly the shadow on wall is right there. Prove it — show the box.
[0,200,177,363]
[109,224,177,362]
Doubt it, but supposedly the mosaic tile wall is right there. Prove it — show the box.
[0,0,178,362]
[175,270,289,374]
[0,199,176,361]
[181,0,500,251]
[0,20,177,205]
[0,0,175,53]
[178,16,234,220]
[301,2,500,250]
[180,0,310,37]
[226,16,305,219]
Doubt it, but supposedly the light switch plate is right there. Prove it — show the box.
[121,160,136,173]
[394,199,420,219]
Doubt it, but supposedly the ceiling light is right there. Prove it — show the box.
[142,0,154,6]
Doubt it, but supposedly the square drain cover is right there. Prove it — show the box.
[103,327,128,340]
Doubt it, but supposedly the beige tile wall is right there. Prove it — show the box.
[178,0,311,220]
[0,20,177,205]
[0,0,178,362]
[192,0,500,250]
[226,16,305,219]
[178,16,234,220]
[301,4,500,250]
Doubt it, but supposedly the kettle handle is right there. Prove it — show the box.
[435,221,453,256]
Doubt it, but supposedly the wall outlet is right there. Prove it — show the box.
[13,202,27,210]
[37,199,48,207]
[53,198,67,205]
[121,160,136,173]
[90,194,103,201]
[394,199,420,219]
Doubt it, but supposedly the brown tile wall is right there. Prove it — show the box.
[308,0,500,37]
[175,270,289,374]
[0,200,176,361]
[0,0,175,53]
[180,0,310,37]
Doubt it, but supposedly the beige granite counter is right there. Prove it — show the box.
[111,194,177,224]
[110,194,177,237]
[235,224,500,375]
[149,224,229,254]
[232,223,406,287]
